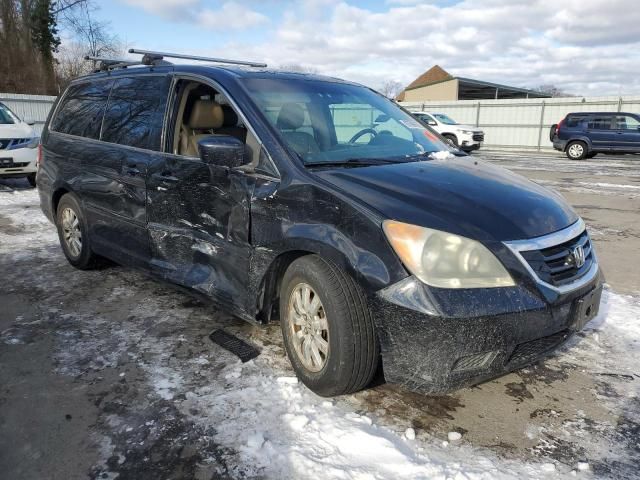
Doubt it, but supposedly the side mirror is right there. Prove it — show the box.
[427,120,437,126]
[24,118,35,126]
[197,135,245,169]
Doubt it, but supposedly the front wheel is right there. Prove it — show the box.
[566,141,587,160]
[443,134,458,148]
[26,173,36,188]
[280,255,379,397]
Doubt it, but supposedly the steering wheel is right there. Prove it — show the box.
[349,128,378,144]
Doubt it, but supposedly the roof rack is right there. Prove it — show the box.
[128,48,267,68]
[84,55,171,72]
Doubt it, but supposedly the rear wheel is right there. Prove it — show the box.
[566,141,587,160]
[549,124,557,142]
[279,255,379,397]
[56,193,100,269]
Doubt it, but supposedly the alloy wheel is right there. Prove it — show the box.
[568,143,584,159]
[61,207,82,258]
[288,283,329,373]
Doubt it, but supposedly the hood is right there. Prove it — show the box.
[454,124,482,132]
[314,157,578,242]
[0,122,35,139]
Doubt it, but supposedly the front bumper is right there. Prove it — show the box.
[459,133,483,151]
[372,270,603,393]
[371,220,604,394]
[0,146,37,177]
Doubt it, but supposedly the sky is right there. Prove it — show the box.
[90,0,640,96]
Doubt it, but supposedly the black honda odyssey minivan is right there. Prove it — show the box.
[37,51,603,396]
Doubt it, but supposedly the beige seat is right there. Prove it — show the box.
[180,99,225,157]
[276,103,320,156]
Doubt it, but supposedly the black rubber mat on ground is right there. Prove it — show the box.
[209,329,260,363]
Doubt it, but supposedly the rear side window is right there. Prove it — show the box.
[587,116,612,130]
[51,80,112,139]
[565,115,587,128]
[101,75,171,151]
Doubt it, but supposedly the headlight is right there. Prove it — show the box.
[26,137,40,149]
[382,220,515,289]
[461,130,474,135]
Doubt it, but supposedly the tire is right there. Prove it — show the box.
[56,193,100,270]
[566,141,587,160]
[26,173,36,188]
[443,134,458,148]
[549,124,557,142]
[279,255,379,397]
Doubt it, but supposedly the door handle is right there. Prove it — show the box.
[151,172,179,189]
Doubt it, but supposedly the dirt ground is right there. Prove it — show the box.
[1,151,639,479]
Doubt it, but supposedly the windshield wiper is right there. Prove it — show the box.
[304,158,400,168]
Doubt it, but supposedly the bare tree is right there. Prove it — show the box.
[55,1,124,88]
[378,80,403,99]
[533,84,575,98]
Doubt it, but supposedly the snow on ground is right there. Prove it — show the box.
[2,180,640,479]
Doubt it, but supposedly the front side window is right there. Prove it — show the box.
[51,80,112,139]
[613,115,640,130]
[0,102,19,124]
[101,75,170,150]
[241,78,450,165]
[433,113,457,125]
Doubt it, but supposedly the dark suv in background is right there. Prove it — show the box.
[552,112,640,160]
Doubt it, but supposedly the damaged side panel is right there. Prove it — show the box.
[147,154,256,319]
[246,177,408,322]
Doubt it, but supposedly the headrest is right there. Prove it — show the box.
[276,103,305,130]
[188,100,224,129]
[221,105,239,127]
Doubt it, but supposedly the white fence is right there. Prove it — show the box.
[4,91,640,150]
[400,96,640,151]
[0,93,57,135]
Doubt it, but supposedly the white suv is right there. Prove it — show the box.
[412,112,484,152]
[0,102,39,187]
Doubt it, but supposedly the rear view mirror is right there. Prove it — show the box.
[198,135,245,169]
[374,114,390,123]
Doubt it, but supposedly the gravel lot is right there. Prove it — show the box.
[1,151,639,479]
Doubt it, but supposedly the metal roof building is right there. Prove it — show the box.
[396,65,550,102]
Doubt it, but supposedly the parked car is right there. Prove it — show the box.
[411,111,484,152]
[0,101,39,186]
[38,50,603,396]
[552,112,640,160]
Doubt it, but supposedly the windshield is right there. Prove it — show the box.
[0,102,19,125]
[241,78,450,165]
[433,113,457,125]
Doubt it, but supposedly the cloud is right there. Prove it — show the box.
[125,0,640,95]
[122,0,268,30]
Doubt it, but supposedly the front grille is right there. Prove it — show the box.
[0,160,29,169]
[0,138,30,150]
[520,230,594,286]
[472,133,484,142]
[508,330,569,365]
